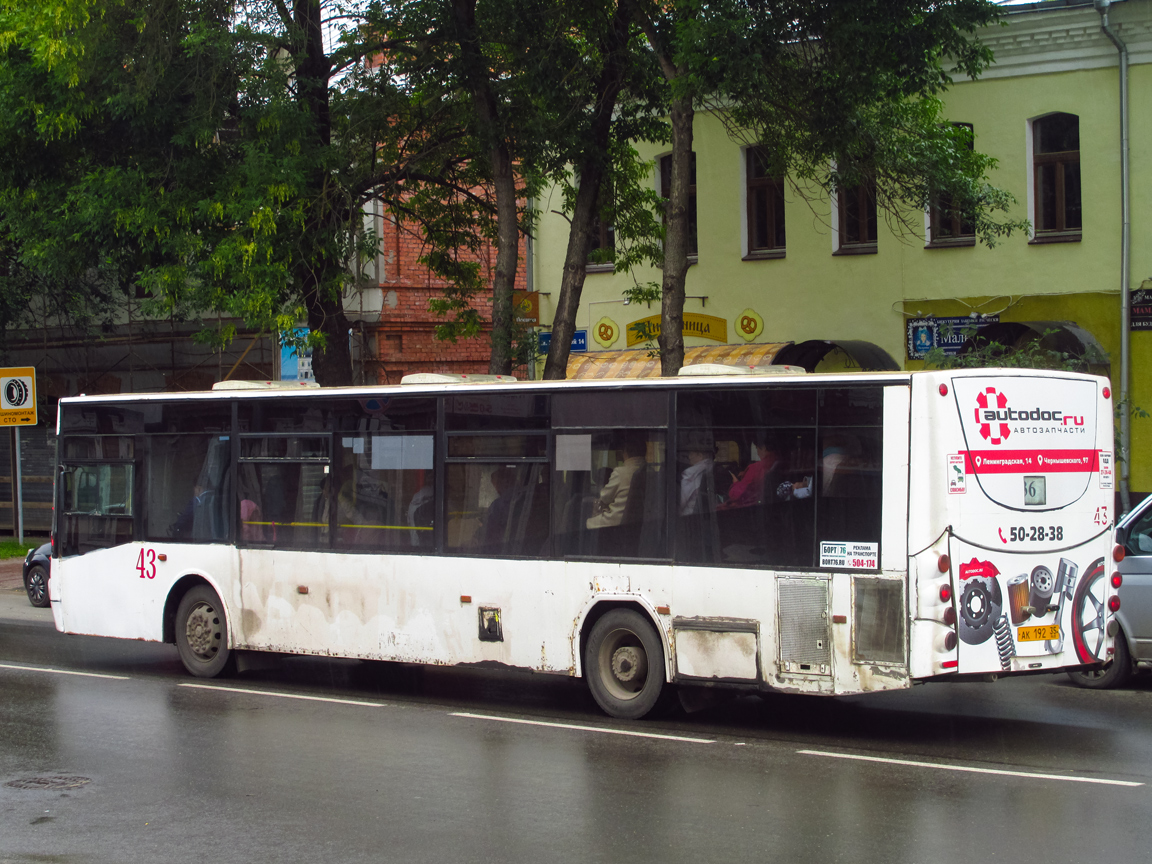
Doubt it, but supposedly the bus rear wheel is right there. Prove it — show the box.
[1067,628,1132,690]
[175,585,233,678]
[585,609,665,719]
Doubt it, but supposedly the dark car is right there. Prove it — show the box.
[1068,496,1152,688]
[22,542,50,608]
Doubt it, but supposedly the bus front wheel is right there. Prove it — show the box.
[175,585,234,678]
[585,609,665,719]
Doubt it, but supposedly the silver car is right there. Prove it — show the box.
[1068,497,1152,688]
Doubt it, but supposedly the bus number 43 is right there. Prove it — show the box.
[136,548,157,579]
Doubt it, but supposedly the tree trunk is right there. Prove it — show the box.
[544,164,603,380]
[659,94,693,376]
[451,0,518,376]
[294,0,352,386]
[302,261,353,386]
[543,2,631,381]
[487,143,518,375]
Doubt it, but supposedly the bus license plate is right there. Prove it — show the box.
[1017,624,1060,642]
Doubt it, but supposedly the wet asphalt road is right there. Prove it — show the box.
[1,592,1150,864]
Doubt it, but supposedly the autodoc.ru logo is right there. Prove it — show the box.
[973,386,1084,446]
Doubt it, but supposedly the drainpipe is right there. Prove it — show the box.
[526,199,535,380]
[1096,0,1131,512]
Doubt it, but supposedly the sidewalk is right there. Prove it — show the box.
[0,558,24,591]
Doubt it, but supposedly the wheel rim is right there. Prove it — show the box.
[597,627,649,702]
[184,601,223,661]
[1072,568,1106,663]
[27,569,47,604]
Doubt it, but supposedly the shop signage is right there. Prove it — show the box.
[0,366,36,426]
[537,330,587,354]
[626,313,728,347]
[512,291,540,326]
[593,317,620,348]
[906,316,999,360]
[1131,285,1152,331]
[735,308,764,342]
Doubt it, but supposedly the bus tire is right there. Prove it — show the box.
[175,585,234,678]
[1067,627,1132,690]
[585,609,665,720]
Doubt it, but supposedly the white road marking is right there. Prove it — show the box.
[0,662,129,681]
[179,683,384,707]
[799,749,1143,787]
[451,712,715,743]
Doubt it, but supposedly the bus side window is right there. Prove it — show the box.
[552,430,666,560]
[238,436,331,549]
[60,460,136,556]
[815,428,882,547]
[333,434,435,551]
[146,435,231,543]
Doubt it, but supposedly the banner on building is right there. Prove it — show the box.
[1131,285,1152,331]
[280,328,314,382]
[906,316,999,360]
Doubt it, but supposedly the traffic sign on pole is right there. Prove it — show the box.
[0,367,36,427]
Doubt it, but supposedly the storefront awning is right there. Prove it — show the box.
[772,339,901,373]
[566,342,790,379]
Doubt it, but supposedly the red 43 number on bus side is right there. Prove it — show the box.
[136,548,157,579]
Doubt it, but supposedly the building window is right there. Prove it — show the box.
[929,123,976,247]
[836,179,878,254]
[1032,112,1081,241]
[746,147,785,259]
[659,153,698,258]
[587,186,615,272]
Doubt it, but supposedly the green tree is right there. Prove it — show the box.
[0,0,498,385]
[629,0,1023,376]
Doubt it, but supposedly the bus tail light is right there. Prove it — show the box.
[943,607,956,627]
[937,555,950,573]
[944,632,957,651]
[1113,544,1126,563]
[1108,596,1121,613]
[939,584,952,602]
[1103,386,1111,399]
[1111,572,1123,589]
[939,384,949,396]
[941,659,959,669]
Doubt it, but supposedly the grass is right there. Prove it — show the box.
[0,540,37,560]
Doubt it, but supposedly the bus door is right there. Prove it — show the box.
[56,436,143,637]
[946,374,1110,675]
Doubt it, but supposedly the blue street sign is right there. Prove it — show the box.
[538,330,587,354]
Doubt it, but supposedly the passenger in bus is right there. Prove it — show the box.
[587,434,647,529]
[724,436,782,508]
[725,433,811,509]
[820,433,864,497]
[408,472,434,545]
[482,466,516,547]
[170,484,212,539]
[240,498,266,542]
[679,432,715,516]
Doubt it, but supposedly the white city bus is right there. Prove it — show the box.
[48,367,1119,718]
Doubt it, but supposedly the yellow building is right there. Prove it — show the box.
[529,0,1152,498]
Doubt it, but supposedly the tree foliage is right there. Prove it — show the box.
[0,0,1027,385]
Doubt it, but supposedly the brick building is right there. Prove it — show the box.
[367,206,531,384]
